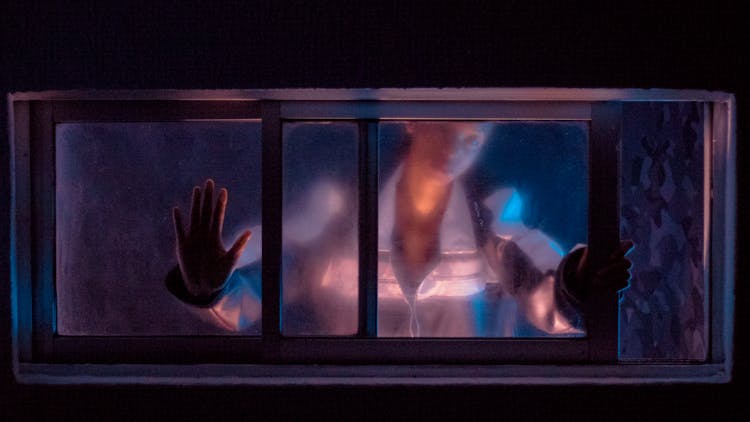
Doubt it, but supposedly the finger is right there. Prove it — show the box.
[172,207,186,246]
[622,240,635,256]
[610,239,635,260]
[225,230,252,264]
[200,179,215,233]
[189,186,201,234]
[604,269,632,283]
[211,188,228,243]
[597,271,631,289]
[575,247,589,276]
[596,260,632,278]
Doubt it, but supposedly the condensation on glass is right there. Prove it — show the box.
[51,102,712,351]
[281,122,360,335]
[377,121,588,337]
[619,102,709,361]
[56,122,262,335]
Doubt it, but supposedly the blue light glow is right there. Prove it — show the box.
[470,293,485,336]
[500,190,523,221]
[548,240,565,257]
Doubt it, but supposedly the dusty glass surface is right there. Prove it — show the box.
[377,121,588,337]
[281,122,359,335]
[56,122,262,335]
[619,102,708,360]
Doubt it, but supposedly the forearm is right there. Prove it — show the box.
[554,247,586,324]
[487,236,584,334]
[519,250,585,335]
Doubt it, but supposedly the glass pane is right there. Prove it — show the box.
[619,102,708,361]
[281,122,359,335]
[56,122,262,335]
[377,121,588,337]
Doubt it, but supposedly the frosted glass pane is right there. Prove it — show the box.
[619,102,708,361]
[377,121,588,337]
[56,122,262,335]
[281,122,359,336]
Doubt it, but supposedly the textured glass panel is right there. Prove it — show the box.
[56,122,262,335]
[281,122,359,335]
[377,121,588,337]
[619,102,708,360]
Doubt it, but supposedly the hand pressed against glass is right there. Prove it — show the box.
[172,179,252,298]
[576,239,635,291]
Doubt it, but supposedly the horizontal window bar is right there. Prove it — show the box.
[281,101,591,120]
[49,337,264,364]
[10,88,735,103]
[47,337,589,364]
[17,363,730,386]
[275,338,588,363]
[50,101,262,122]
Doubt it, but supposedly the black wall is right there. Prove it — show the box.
[2,1,746,419]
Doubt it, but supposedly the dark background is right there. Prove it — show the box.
[1,1,746,419]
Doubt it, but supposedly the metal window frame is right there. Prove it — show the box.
[7,89,734,384]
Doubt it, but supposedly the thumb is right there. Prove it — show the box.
[225,230,252,264]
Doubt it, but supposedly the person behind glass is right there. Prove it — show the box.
[166,122,633,336]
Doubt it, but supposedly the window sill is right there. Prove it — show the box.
[15,362,730,386]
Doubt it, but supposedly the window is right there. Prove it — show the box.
[8,89,735,383]
[376,121,588,338]
[56,121,262,336]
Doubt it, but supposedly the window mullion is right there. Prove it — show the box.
[261,101,282,360]
[13,101,34,361]
[358,120,379,337]
[587,102,623,362]
[31,101,56,362]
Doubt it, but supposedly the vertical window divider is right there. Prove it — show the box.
[261,101,282,361]
[703,101,714,364]
[710,100,731,365]
[30,101,56,362]
[358,120,379,337]
[13,100,34,362]
[587,102,623,362]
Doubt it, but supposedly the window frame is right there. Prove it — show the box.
[8,89,735,384]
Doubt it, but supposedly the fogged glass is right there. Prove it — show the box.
[619,102,708,361]
[281,122,359,335]
[56,122,262,335]
[377,121,588,337]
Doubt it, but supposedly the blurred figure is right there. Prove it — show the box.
[166,122,632,337]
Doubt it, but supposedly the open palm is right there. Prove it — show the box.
[172,179,251,299]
